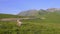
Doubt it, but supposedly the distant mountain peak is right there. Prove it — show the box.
[46,8,60,12]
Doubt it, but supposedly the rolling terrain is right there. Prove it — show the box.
[0,8,60,34]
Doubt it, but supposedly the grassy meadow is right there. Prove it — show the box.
[0,12,60,34]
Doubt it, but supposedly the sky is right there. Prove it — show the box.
[0,0,60,15]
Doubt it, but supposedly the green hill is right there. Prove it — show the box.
[0,14,26,18]
[0,12,60,34]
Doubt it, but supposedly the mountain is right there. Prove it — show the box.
[18,8,60,17]
[18,9,48,17]
[18,9,39,16]
[46,8,60,12]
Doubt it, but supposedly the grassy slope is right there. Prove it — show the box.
[0,14,22,18]
[0,13,60,34]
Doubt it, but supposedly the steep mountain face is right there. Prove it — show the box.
[18,8,60,16]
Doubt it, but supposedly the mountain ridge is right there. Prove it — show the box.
[18,8,60,16]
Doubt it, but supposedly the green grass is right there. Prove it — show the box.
[0,12,60,34]
[0,18,60,34]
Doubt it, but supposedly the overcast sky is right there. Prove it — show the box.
[0,0,60,14]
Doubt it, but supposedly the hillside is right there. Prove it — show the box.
[0,12,60,34]
[0,13,26,18]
